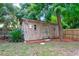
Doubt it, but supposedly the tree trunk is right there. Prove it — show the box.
[57,15,63,41]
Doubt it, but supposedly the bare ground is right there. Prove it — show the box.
[0,41,79,56]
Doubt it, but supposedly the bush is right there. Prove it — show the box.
[9,29,24,42]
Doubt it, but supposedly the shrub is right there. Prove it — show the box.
[9,29,24,42]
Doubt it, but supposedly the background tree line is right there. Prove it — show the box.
[0,3,79,29]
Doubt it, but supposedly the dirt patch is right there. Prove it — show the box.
[0,42,79,56]
[0,39,8,43]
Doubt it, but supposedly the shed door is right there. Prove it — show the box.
[42,27,49,39]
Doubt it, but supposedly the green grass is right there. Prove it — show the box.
[0,42,79,56]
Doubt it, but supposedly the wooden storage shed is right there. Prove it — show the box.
[21,18,59,43]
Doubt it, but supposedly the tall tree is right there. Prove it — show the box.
[0,3,20,30]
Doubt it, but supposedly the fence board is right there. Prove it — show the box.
[63,29,79,41]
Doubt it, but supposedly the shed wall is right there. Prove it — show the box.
[22,20,58,41]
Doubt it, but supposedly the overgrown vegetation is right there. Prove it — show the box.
[9,29,23,42]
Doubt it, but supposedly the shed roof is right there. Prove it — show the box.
[21,18,58,25]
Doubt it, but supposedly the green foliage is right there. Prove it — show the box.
[50,15,57,24]
[1,3,79,29]
[61,21,70,29]
[62,4,79,28]
[9,29,23,42]
[0,3,20,30]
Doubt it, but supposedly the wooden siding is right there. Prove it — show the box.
[22,19,59,41]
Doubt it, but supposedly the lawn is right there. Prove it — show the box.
[0,41,79,56]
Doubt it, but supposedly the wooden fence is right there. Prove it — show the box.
[63,29,79,41]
